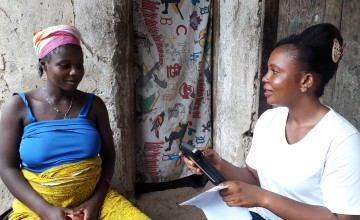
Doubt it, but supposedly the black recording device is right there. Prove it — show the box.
[179,143,227,185]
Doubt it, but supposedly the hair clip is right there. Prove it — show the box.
[332,38,345,63]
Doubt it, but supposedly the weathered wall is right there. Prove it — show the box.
[213,0,263,167]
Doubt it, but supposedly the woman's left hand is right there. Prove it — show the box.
[73,199,101,220]
[219,181,264,208]
[66,212,84,220]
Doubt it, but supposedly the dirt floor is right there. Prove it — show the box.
[134,177,213,220]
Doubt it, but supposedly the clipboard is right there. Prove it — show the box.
[180,143,227,185]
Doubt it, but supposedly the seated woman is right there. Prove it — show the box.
[182,23,360,220]
[0,25,150,220]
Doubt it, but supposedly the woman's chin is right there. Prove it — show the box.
[266,98,275,106]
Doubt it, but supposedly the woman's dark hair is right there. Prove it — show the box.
[38,44,83,77]
[276,23,343,97]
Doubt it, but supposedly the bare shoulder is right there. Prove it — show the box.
[91,94,108,113]
[0,93,27,125]
[88,94,112,130]
[2,93,26,114]
[85,94,110,123]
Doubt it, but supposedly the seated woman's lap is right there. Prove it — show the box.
[99,189,150,220]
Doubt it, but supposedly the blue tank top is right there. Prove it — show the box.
[16,92,102,172]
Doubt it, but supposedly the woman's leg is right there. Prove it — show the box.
[98,190,150,220]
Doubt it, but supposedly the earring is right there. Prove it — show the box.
[300,87,307,93]
[332,38,343,63]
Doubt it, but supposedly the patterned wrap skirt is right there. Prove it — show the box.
[10,157,150,220]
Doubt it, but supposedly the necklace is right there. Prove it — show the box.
[42,87,75,119]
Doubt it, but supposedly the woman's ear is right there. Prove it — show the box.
[300,73,314,89]
[39,59,47,72]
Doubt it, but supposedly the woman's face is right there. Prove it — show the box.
[262,45,303,107]
[43,44,84,91]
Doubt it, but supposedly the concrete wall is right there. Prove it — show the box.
[0,0,263,216]
[213,0,263,167]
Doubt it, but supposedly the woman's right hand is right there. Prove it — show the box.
[180,148,223,175]
[66,213,84,220]
[39,205,78,220]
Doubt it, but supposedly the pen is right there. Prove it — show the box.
[164,150,205,161]
[165,155,183,160]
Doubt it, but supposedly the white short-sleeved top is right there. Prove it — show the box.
[246,107,360,219]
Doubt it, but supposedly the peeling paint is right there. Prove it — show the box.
[0,7,11,22]
[70,0,76,24]
[82,40,94,56]
[0,55,5,70]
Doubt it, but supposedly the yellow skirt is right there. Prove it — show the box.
[10,157,150,220]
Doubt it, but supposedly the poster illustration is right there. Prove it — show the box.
[134,0,212,183]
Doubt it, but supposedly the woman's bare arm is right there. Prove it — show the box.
[0,96,57,217]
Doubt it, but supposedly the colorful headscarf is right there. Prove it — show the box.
[33,24,81,59]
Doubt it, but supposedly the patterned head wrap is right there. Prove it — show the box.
[33,25,81,59]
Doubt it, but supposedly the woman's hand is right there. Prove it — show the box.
[73,198,101,220]
[66,212,84,220]
[180,148,223,175]
[39,205,76,220]
[219,181,264,208]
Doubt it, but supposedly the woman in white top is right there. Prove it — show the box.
[182,23,360,220]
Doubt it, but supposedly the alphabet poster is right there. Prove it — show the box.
[133,0,212,183]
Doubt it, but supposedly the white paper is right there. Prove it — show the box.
[180,185,252,220]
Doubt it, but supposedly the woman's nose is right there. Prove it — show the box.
[69,66,79,75]
[262,72,270,83]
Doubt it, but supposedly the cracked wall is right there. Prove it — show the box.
[213,0,262,167]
